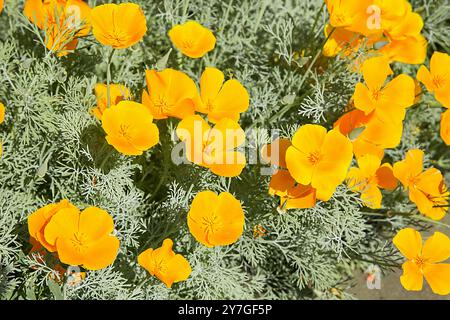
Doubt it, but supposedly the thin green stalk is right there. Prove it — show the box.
[106,48,115,109]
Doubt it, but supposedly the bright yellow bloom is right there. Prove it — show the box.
[325,0,373,34]
[441,109,450,146]
[44,206,120,270]
[417,51,450,108]
[393,228,450,295]
[187,191,245,247]
[372,0,419,35]
[138,239,191,288]
[142,68,198,120]
[92,84,131,120]
[285,124,353,201]
[0,101,5,124]
[262,138,316,210]
[354,56,415,123]
[101,101,159,156]
[168,21,216,58]
[393,149,449,220]
[196,67,249,123]
[176,115,246,177]
[323,25,362,57]
[347,154,397,208]
[90,3,147,49]
[0,0,4,14]
[28,199,77,252]
[24,0,91,56]
[379,34,427,65]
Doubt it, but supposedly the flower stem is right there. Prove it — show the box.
[106,48,115,109]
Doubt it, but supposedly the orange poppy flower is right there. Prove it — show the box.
[92,84,130,120]
[187,191,245,247]
[44,206,120,270]
[322,25,362,58]
[262,138,316,210]
[353,56,415,123]
[393,228,450,295]
[325,0,373,35]
[168,21,216,58]
[378,34,428,65]
[138,239,191,288]
[90,3,147,49]
[285,124,353,201]
[0,101,5,123]
[393,149,449,220]
[347,154,397,208]
[28,199,77,252]
[142,68,198,120]
[176,115,246,177]
[0,0,4,14]
[196,67,249,123]
[417,51,450,108]
[441,109,450,146]
[101,101,159,156]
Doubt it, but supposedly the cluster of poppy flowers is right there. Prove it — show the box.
[1,0,448,295]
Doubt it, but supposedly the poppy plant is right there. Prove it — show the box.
[176,115,246,177]
[393,149,449,220]
[28,199,77,252]
[92,83,130,120]
[0,0,4,14]
[262,138,316,210]
[325,0,373,35]
[393,228,450,295]
[142,68,198,120]
[101,101,159,156]
[138,239,191,288]
[196,67,249,123]
[285,124,353,201]
[44,206,120,270]
[353,56,415,123]
[187,191,245,247]
[417,51,450,108]
[347,154,397,209]
[90,3,147,49]
[168,21,216,58]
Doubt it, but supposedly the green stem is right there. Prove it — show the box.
[362,211,450,229]
[106,49,115,109]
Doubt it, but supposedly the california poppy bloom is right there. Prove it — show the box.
[196,67,249,123]
[0,101,5,124]
[101,101,159,156]
[393,149,449,220]
[285,124,353,201]
[417,51,450,108]
[44,206,120,270]
[92,83,130,120]
[347,154,397,209]
[0,0,4,14]
[187,191,245,247]
[168,21,216,58]
[90,3,147,49]
[176,115,246,177]
[142,69,198,120]
[393,228,450,295]
[353,56,415,123]
[28,199,77,252]
[262,138,316,210]
[322,25,362,58]
[441,109,450,146]
[138,239,191,288]
[379,34,428,65]
[325,0,373,35]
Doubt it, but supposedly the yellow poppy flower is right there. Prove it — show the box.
[90,3,147,49]
[262,138,316,210]
[393,149,449,220]
[285,124,353,201]
[101,101,159,156]
[325,0,373,35]
[347,154,397,209]
[378,34,428,65]
[417,51,450,108]
[393,228,450,295]
[168,21,216,58]
[142,68,198,120]
[441,109,450,146]
[353,56,415,123]
[322,25,362,58]
[0,101,5,123]
[92,84,131,120]
[0,0,4,14]
[28,199,77,252]
[197,67,249,123]
[176,115,246,177]
[44,206,120,270]
[138,239,191,288]
[187,191,245,247]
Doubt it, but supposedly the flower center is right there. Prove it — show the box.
[71,232,88,253]
[154,95,173,114]
[182,40,195,50]
[413,256,427,270]
[201,214,219,236]
[307,151,322,165]
[371,89,383,101]
[432,75,446,89]
[118,124,132,140]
